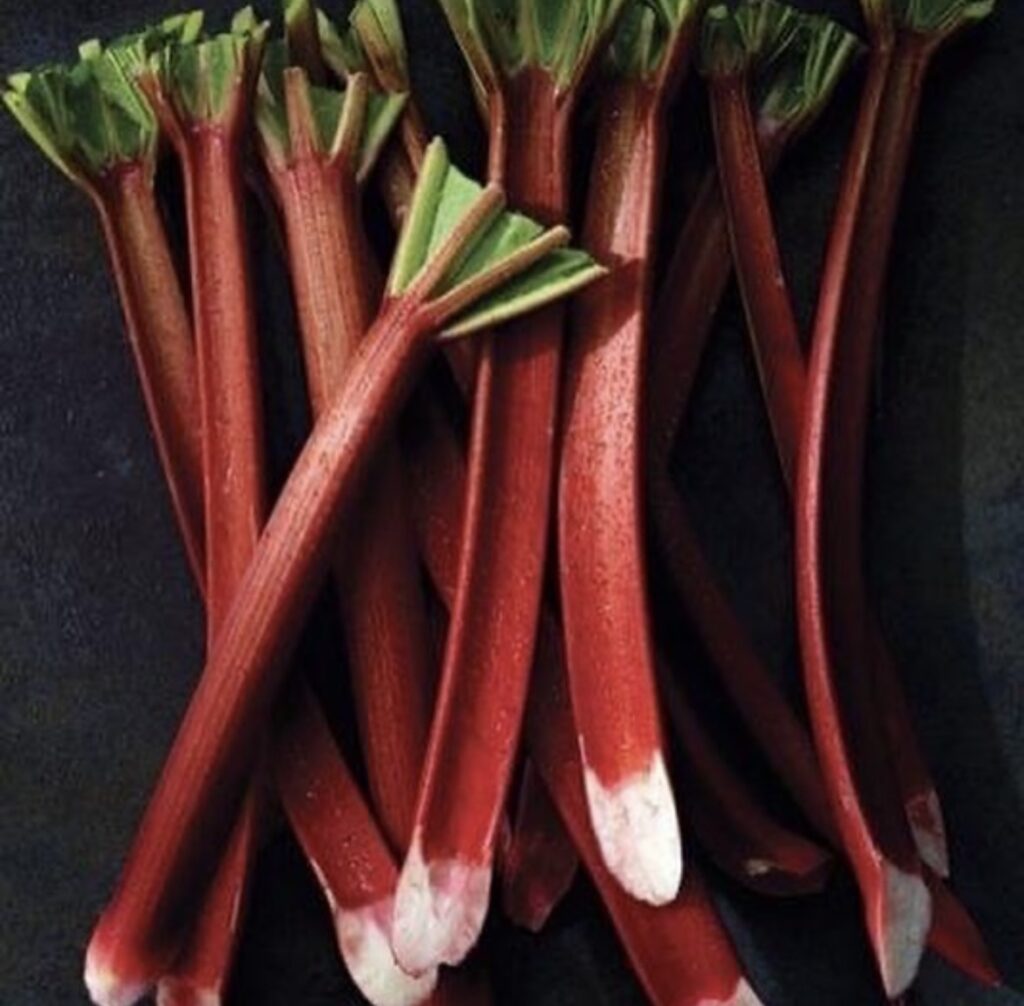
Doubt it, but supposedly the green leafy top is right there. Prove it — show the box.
[146,14,268,128]
[4,14,203,187]
[700,0,801,76]
[758,11,861,132]
[388,137,605,337]
[897,0,995,35]
[255,52,405,181]
[438,0,630,107]
[606,0,706,80]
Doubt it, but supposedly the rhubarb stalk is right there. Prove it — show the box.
[705,6,932,994]
[500,763,580,931]
[801,0,994,885]
[257,51,432,854]
[3,18,205,588]
[711,0,953,886]
[83,137,603,1001]
[391,0,627,974]
[794,2,994,994]
[558,0,705,908]
[647,6,855,846]
[649,2,996,984]
[525,621,766,1006]
[394,202,766,998]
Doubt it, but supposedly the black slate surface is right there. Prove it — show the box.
[0,2,1021,1004]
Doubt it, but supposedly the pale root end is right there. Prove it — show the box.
[156,982,221,1006]
[84,945,150,1006]
[391,832,492,975]
[719,978,767,1005]
[907,789,950,878]
[336,898,438,1006]
[582,749,683,906]
[873,862,932,998]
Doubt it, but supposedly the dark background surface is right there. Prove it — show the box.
[0,1,1021,1004]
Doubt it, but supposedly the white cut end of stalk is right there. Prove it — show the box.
[717,978,767,1005]
[907,789,950,878]
[582,749,683,906]
[875,862,932,998]
[336,898,438,1006]
[744,859,774,877]
[156,983,221,1006]
[391,832,492,975]
[83,950,149,1006]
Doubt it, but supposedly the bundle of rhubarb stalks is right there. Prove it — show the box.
[5,0,1003,1002]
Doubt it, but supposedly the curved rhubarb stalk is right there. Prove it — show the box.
[651,3,997,984]
[526,621,765,1006]
[392,1,625,974]
[658,658,833,896]
[804,0,994,885]
[705,6,935,993]
[3,21,205,588]
[83,138,603,1003]
[711,0,955,884]
[647,5,855,849]
[557,0,702,908]
[398,245,769,1001]
[794,0,995,993]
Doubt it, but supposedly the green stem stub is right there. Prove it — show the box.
[255,51,405,182]
[606,0,705,82]
[4,14,204,186]
[758,12,861,134]
[438,0,630,108]
[897,0,995,36]
[6,60,151,187]
[700,0,859,121]
[148,16,269,129]
[387,138,605,337]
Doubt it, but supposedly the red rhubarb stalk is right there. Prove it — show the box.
[3,25,205,587]
[706,6,934,993]
[526,621,766,1006]
[394,192,775,993]
[8,28,438,1006]
[393,1,625,973]
[94,166,206,589]
[254,60,439,1006]
[501,763,580,931]
[400,375,583,933]
[272,686,438,1006]
[650,6,998,980]
[802,0,993,888]
[646,11,857,845]
[138,22,272,1006]
[794,0,994,992]
[713,0,954,885]
[259,63,433,858]
[557,1,703,907]
[83,137,603,1002]
[658,658,833,896]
